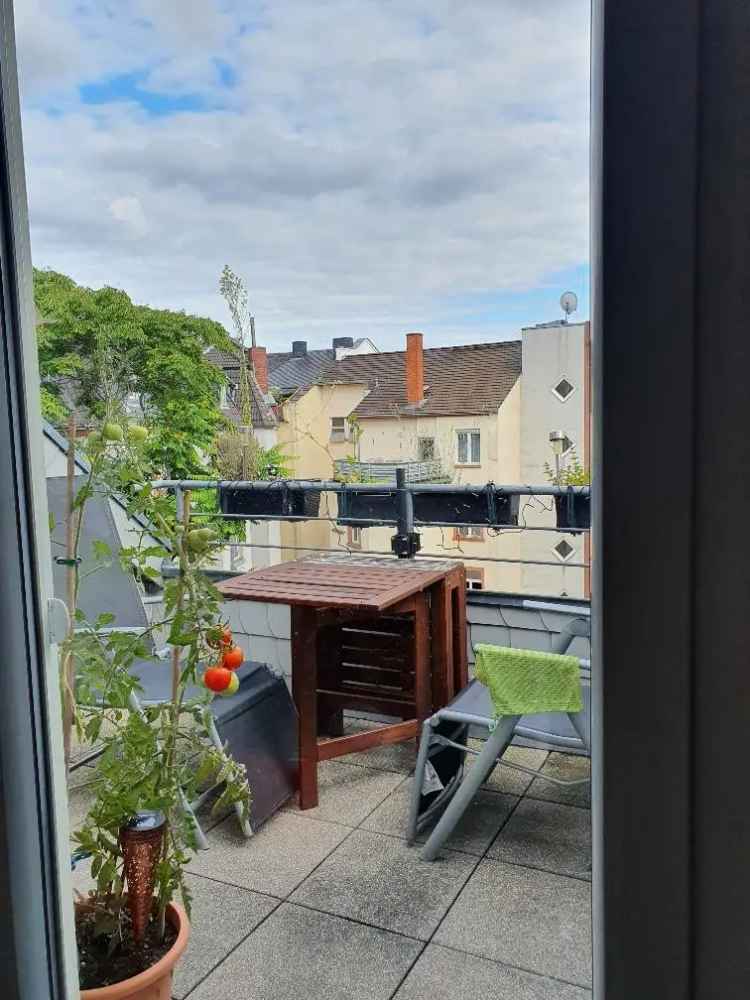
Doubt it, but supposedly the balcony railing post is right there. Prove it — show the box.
[391,467,420,558]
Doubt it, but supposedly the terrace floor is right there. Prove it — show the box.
[69,724,592,1000]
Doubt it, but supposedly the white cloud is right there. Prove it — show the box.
[109,196,149,237]
[17,0,590,349]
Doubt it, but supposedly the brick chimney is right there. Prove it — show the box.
[249,346,268,394]
[405,332,424,404]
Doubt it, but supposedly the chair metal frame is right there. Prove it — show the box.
[408,613,591,861]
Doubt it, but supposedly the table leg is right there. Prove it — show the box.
[452,570,469,692]
[414,593,431,727]
[291,605,319,809]
[430,578,453,708]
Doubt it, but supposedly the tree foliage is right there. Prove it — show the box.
[34,268,233,477]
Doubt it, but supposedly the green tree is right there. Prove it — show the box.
[34,268,232,477]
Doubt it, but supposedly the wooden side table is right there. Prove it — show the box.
[219,556,467,809]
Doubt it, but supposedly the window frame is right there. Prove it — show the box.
[330,416,348,442]
[455,428,481,466]
[454,524,484,542]
[465,567,485,590]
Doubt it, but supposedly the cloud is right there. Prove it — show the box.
[18,0,590,350]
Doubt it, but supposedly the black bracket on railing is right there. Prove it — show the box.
[391,467,421,559]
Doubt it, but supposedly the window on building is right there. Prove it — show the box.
[552,376,576,402]
[554,538,575,562]
[455,525,484,541]
[331,417,348,441]
[456,429,480,465]
[466,567,485,590]
[347,526,363,548]
[418,436,436,461]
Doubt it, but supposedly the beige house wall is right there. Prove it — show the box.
[321,381,524,592]
[277,382,369,560]
[519,322,588,597]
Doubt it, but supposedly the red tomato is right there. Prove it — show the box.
[222,645,244,671]
[207,625,232,649]
[203,666,232,692]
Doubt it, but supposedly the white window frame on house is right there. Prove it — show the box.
[418,436,436,462]
[347,525,363,549]
[456,429,481,466]
[455,524,484,541]
[551,375,577,403]
[465,567,485,590]
[330,416,348,442]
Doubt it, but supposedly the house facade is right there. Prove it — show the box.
[277,322,590,597]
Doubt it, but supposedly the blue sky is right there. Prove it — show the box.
[17,1,590,350]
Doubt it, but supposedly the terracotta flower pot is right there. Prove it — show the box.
[79,902,189,1000]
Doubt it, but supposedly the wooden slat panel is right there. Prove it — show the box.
[339,647,409,670]
[340,633,410,655]
[317,720,418,761]
[218,557,453,611]
[339,666,407,690]
[316,688,415,717]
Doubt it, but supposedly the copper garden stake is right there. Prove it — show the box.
[119,811,166,945]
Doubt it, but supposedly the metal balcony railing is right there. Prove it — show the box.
[333,458,444,483]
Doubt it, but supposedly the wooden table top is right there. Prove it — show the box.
[218,555,460,611]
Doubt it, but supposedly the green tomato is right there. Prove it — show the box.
[87,431,102,450]
[219,671,240,697]
[128,424,148,443]
[102,422,124,442]
[186,529,208,552]
[196,527,218,543]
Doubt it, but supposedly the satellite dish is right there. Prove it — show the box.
[560,291,578,321]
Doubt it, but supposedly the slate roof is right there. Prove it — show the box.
[267,349,335,394]
[318,341,522,418]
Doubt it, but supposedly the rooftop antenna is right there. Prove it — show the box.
[560,290,578,324]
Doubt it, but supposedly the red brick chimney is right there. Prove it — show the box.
[249,346,268,394]
[405,332,424,404]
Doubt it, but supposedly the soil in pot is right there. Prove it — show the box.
[76,905,177,990]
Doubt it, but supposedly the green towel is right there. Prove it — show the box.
[474,644,583,717]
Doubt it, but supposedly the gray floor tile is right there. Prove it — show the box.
[363,779,517,856]
[488,799,591,879]
[526,753,591,808]
[434,860,592,988]
[173,875,278,999]
[466,743,549,796]
[187,901,422,1000]
[394,944,591,1000]
[186,810,349,897]
[342,720,418,773]
[283,761,405,826]
[290,828,476,940]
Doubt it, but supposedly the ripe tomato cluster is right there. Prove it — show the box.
[202,625,245,697]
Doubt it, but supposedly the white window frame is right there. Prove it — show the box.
[455,524,484,541]
[550,375,578,403]
[456,429,481,466]
[465,567,485,590]
[330,416,348,442]
[418,436,436,462]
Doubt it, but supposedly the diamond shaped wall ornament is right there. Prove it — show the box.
[552,377,575,401]
[554,538,575,561]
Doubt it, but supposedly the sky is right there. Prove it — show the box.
[16,1,590,352]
